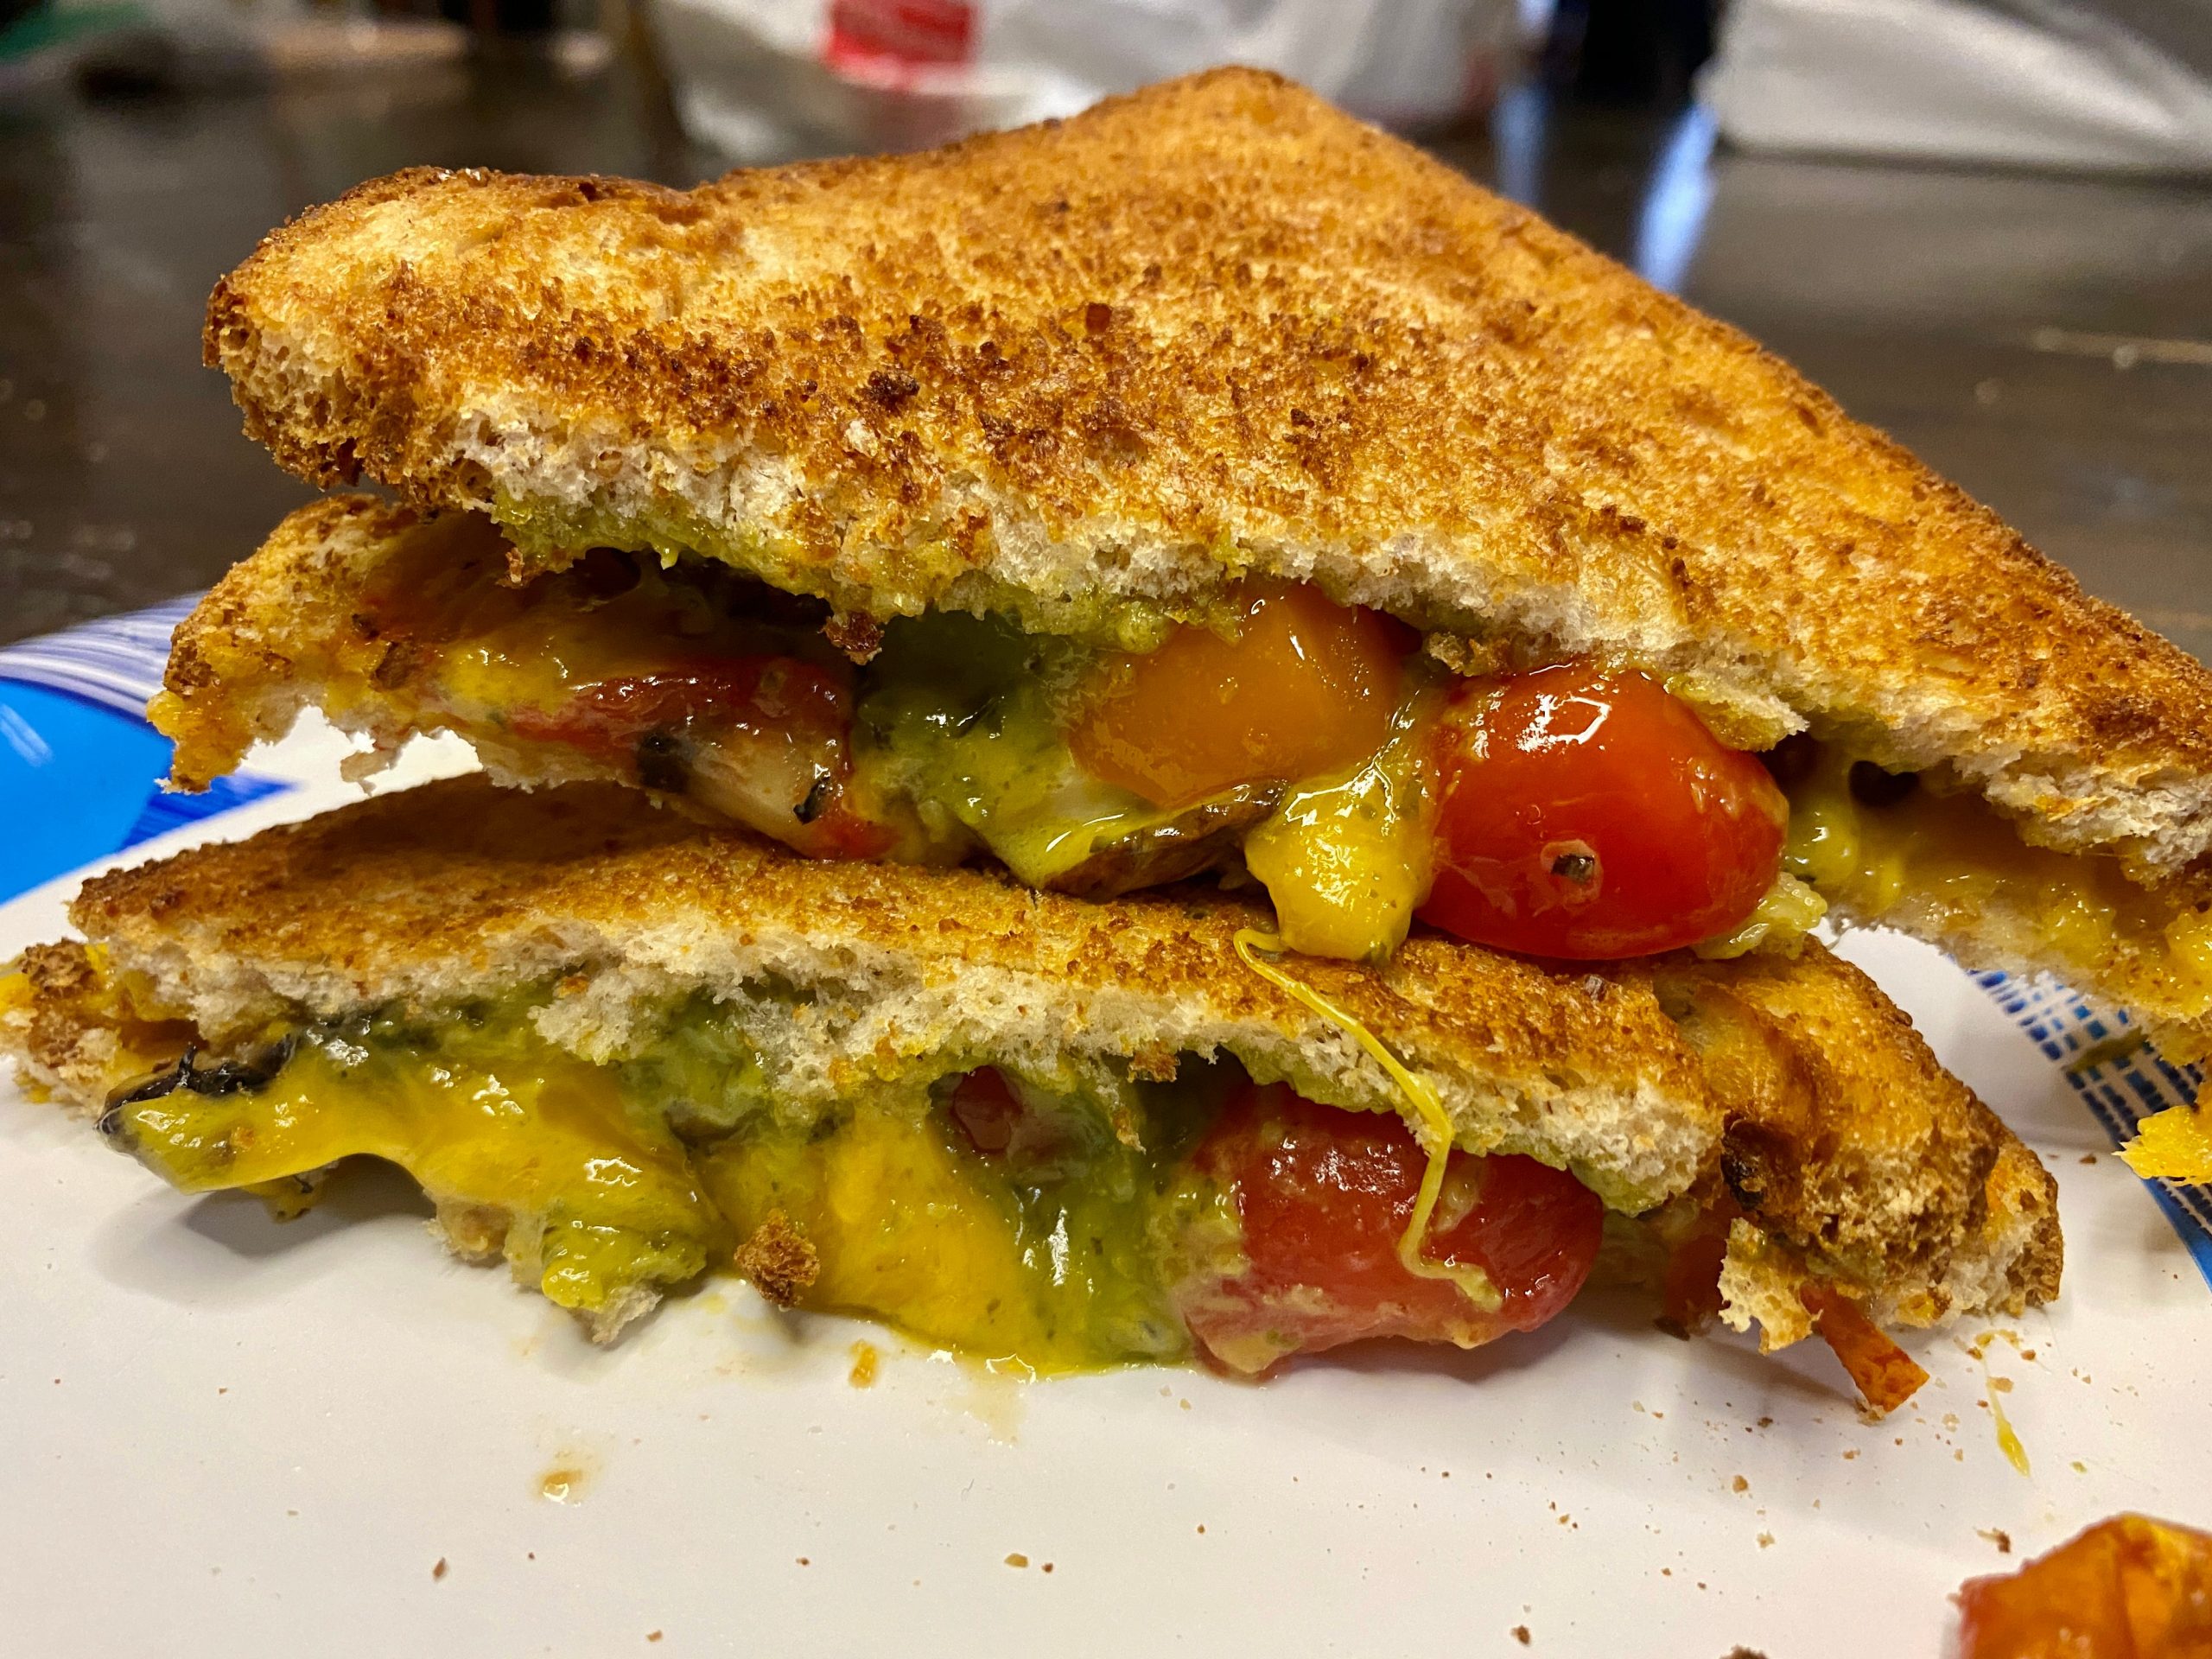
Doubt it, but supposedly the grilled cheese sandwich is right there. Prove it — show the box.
[163,69,2212,1071]
[2,777,2061,1408]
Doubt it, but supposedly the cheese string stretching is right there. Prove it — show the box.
[1233,926,1499,1309]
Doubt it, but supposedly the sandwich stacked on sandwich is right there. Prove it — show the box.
[23,65,2205,1406]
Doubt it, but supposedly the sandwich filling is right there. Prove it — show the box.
[157,516,1823,967]
[7,947,1926,1403]
[158,507,2212,1046]
[67,974,1608,1375]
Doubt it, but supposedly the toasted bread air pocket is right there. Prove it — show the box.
[3,778,2057,1411]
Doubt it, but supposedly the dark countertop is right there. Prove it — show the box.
[3,55,2209,653]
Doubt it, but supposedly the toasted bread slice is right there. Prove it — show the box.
[153,494,2212,1060]
[3,776,2058,1353]
[205,68,2212,896]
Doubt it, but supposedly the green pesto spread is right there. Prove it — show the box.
[105,990,1240,1370]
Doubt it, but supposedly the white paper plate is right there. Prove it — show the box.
[5,726,2208,1656]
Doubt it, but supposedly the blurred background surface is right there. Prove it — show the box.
[2,0,2208,654]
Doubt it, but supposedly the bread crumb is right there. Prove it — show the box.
[1732,1476,1749,1493]
[1757,1532,1774,1549]
[1196,1525,1206,1535]
[1004,1553,1029,1568]
[1511,1626,1531,1645]
[2080,1154,2097,1165]
[797,1557,810,1567]
[432,1558,448,1581]
[1979,1529,2012,1554]
[734,1211,819,1308]
[848,1340,880,1388]
[647,1634,662,1644]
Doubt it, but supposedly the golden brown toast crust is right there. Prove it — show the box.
[156,496,520,790]
[205,69,2212,876]
[39,776,2058,1327]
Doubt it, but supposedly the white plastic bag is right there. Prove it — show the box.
[1703,0,2212,173]
[649,0,1521,161]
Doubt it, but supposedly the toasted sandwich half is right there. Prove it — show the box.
[3,777,2057,1411]
[165,69,2212,1063]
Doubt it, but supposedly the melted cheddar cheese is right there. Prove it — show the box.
[109,1014,724,1324]
[2122,1106,2212,1184]
[1242,699,1440,963]
[700,1096,1200,1371]
[1781,747,2212,1038]
[92,992,1223,1368]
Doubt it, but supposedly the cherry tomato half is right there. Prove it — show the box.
[1172,1082,1602,1374]
[1415,664,1786,959]
[1070,582,1411,809]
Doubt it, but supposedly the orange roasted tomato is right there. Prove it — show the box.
[508,656,889,859]
[1957,1514,2212,1658]
[1799,1281,1928,1415]
[1416,664,1787,959]
[1070,582,1412,809]
[1171,1082,1602,1374]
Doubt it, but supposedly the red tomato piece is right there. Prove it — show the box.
[946,1068,1023,1155]
[509,656,888,859]
[511,656,854,761]
[1416,664,1787,959]
[1069,582,1411,810]
[1172,1082,1602,1374]
[1958,1514,2212,1659]
[942,1068,1092,1178]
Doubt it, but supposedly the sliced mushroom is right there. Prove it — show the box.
[1046,782,1287,901]
[100,1036,300,1140]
